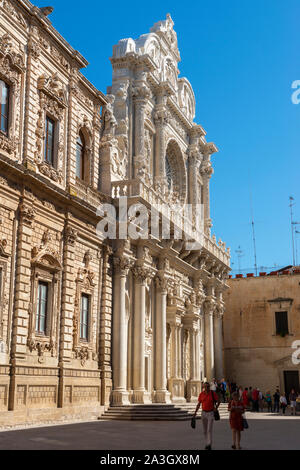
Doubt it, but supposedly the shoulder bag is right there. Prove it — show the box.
[211,391,220,421]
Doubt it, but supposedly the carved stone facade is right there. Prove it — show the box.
[105,15,230,405]
[0,0,111,424]
[0,1,230,425]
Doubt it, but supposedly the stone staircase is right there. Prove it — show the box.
[99,403,229,421]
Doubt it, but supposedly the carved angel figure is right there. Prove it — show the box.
[103,95,117,136]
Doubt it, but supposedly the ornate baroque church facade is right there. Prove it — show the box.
[0,0,230,424]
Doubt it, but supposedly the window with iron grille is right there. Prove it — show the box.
[0,80,9,135]
[44,116,55,165]
[80,294,89,341]
[76,131,85,180]
[36,281,48,334]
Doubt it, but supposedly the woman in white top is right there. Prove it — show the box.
[280,393,287,414]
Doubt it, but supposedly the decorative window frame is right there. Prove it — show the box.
[73,251,96,366]
[0,33,25,158]
[34,73,67,183]
[268,298,294,337]
[27,236,62,363]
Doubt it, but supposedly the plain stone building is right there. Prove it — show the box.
[0,0,230,425]
[223,268,300,395]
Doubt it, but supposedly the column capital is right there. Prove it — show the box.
[63,225,78,246]
[155,271,172,293]
[132,83,150,102]
[153,106,170,126]
[203,296,216,315]
[132,264,155,284]
[113,255,134,276]
[200,159,213,179]
[19,201,36,226]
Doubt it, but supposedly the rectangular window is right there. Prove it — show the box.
[275,311,289,336]
[36,281,48,334]
[44,116,55,165]
[80,294,89,341]
[0,80,9,135]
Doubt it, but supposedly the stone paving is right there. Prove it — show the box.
[0,412,299,450]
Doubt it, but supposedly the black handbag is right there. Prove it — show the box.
[191,416,196,429]
[242,415,249,429]
[211,391,220,421]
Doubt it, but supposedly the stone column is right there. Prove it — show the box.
[154,84,171,188]
[200,156,213,236]
[132,83,150,178]
[177,324,183,379]
[185,321,202,402]
[170,323,177,378]
[154,275,171,403]
[111,257,131,405]
[132,266,151,404]
[9,200,35,410]
[203,298,216,382]
[195,327,201,381]
[57,222,78,408]
[214,303,225,381]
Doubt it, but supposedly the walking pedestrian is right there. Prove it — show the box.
[265,391,273,412]
[273,388,280,413]
[289,389,297,416]
[242,387,249,409]
[228,392,245,450]
[193,381,220,450]
[220,378,226,403]
[238,386,243,400]
[252,387,259,412]
[210,378,217,392]
[280,392,287,414]
[248,387,253,411]
[258,389,264,412]
[225,384,231,403]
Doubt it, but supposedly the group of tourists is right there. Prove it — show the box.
[193,378,299,450]
[207,378,299,415]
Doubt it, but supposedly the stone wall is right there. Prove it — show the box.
[224,273,300,393]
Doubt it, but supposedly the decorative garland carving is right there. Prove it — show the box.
[72,251,96,364]
[27,338,55,363]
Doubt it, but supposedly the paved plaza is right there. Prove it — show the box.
[0,413,299,450]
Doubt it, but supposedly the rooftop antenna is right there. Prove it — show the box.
[295,230,300,266]
[289,196,295,266]
[235,246,244,273]
[250,188,258,276]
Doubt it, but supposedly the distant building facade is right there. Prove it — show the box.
[0,0,229,425]
[223,268,300,394]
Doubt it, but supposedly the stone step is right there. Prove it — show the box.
[99,402,230,422]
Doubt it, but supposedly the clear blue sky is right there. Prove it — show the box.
[36,0,300,273]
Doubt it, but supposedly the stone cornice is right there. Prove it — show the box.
[167,96,193,130]
[110,52,156,72]
[13,1,89,69]
[0,154,111,220]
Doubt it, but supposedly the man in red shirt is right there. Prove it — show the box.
[252,387,259,412]
[193,382,220,450]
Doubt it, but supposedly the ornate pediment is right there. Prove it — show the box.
[31,230,62,270]
[0,33,25,75]
[37,73,67,108]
